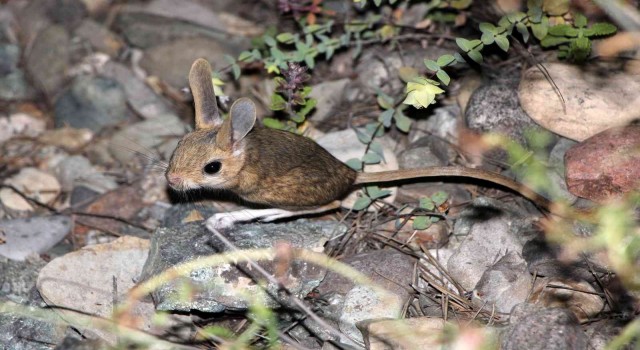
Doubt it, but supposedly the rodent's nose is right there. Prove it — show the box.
[166,173,183,188]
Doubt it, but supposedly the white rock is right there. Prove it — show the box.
[316,128,398,208]
[36,236,165,344]
[0,113,46,143]
[0,167,61,211]
[0,216,71,261]
[519,63,640,141]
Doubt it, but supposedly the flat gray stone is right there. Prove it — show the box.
[140,219,346,312]
[0,216,71,261]
[25,24,70,97]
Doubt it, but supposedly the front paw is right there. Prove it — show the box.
[206,213,236,231]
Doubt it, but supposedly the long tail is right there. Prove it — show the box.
[355,166,552,210]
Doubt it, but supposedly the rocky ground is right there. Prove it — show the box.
[1,0,639,349]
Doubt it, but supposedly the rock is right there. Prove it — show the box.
[54,336,109,350]
[0,167,61,211]
[0,112,47,144]
[314,250,416,344]
[307,78,350,123]
[12,0,54,51]
[0,216,71,261]
[521,237,610,284]
[584,319,626,350]
[38,127,93,152]
[140,220,345,312]
[519,63,640,141]
[53,155,117,193]
[355,44,451,96]
[36,236,167,343]
[408,104,460,143]
[0,302,68,350]
[100,60,175,119]
[472,251,532,314]
[466,74,546,149]
[315,128,398,208]
[113,0,252,49]
[361,317,448,350]
[54,75,128,132]
[503,306,588,350]
[74,19,124,57]
[447,197,539,290]
[398,136,451,169]
[161,202,218,227]
[529,279,605,322]
[0,44,35,100]
[0,255,47,298]
[565,125,640,202]
[140,37,239,89]
[108,113,183,165]
[47,0,87,30]
[74,185,150,238]
[25,24,70,97]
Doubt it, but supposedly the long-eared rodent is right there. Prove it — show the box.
[166,59,554,226]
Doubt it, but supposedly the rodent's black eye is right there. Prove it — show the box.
[203,161,222,175]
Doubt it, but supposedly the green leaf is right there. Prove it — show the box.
[467,49,483,63]
[367,186,391,199]
[540,35,571,48]
[276,32,295,43]
[369,141,385,160]
[456,37,472,52]
[544,0,569,16]
[269,94,287,111]
[527,2,543,22]
[531,16,549,40]
[479,22,498,34]
[574,13,587,28]
[238,51,254,62]
[453,53,466,63]
[304,55,315,69]
[355,128,372,144]
[231,64,240,80]
[450,0,471,10]
[436,54,456,66]
[353,196,372,211]
[346,158,363,171]
[298,98,317,118]
[436,70,450,86]
[263,117,285,130]
[365,122,384,137]
[264,35,276,47]
[379,108,394,127]
[516,22,529,43]
[424,59,440,72]
[549,24,578,37]
[394,111,412,132]
[495,35,510,52]
[419,197,435,210]
[584,23,617,37]
[413,216,432,230]
[481,32,495,45]
[431,191,449,206]
[362,152,381,164]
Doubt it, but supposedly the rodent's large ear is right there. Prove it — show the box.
[189,58,222,130]
[229,97,257,142]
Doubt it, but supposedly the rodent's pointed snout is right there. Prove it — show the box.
[166,172,184,189]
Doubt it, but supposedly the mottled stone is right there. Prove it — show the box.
[565,125,640,202]
[519,63,640,141]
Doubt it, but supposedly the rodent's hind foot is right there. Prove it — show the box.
[206,213,238,231]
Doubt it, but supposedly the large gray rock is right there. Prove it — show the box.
[313,250,417,344]
[0,216,71,261]
[0,256,47,299]
[503,305,588,350]
[140,37,240,89]
[447,197,540,290]
[140,220,346,312]
[113,0,252,49]
[466,73,548,149]
[54,75,128,131]
[472,251,532,314]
